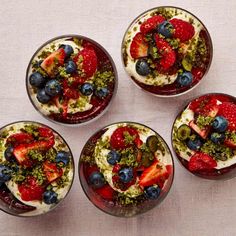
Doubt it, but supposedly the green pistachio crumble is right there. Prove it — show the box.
[45,148,57,162]
[28,150,44,162]
[117,192,145,206]
[226,131,236,143]
[0,130,9,138]
[123,131,136,145]
[196,115,213,129]
[32,166,46,185]
[92,71,114,89]
[119,147,139,168]
[22,125,39,138]
[58,66,70,78]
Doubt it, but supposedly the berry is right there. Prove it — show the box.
[210,132,225,144]
[145,185,161,200]
[130,32,148,59]
[37,88,51,104]
[55,151,70,166]
[212,116,228,132]
[140,15,165,34]
[4,146,15,162]
[65,60,77,74]
[154,34,176,71]
[169,18,195,42]
[89,171,105,189]
[0,165,12,182]
[29,72,45,88]
[177,124,191,141]
[43,161,63,183]
[119,167,133,183]
[80,83,94,96]
[95,184,114,200]
[135,59,151,76]
[45,79,62,96]
[146,135,160,153]
[189,120,210,139]
[157,21,173,38]
[6,132,34,147]
[177,72,193,86]
[94,87,109,99]
[59,44,74,58]
[43,190,58,204]
[62,80,80,99]
[187,138,203,151]
[188,152,217,172]
[107,150,121,165]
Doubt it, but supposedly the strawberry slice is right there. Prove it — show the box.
[154,34,176,71]
[74,48,97,77]
[130,32,148,59]
[41,48,66,76]
[191,67,204,83]
[139,160,169,188]
[62,80,80,99]
[6,133,34,147]
[18,177,45,201]
[224,138,236,149]
[13,144,34,167]
[188,152,217,172]
[43,161,63,183]
[140,15,165,34]
[189,120,210,139]
[53,96,68,117]
[95,184,114,201]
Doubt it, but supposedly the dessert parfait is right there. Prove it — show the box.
[79,122,174,217]
[172,94,236,179]
[122,6,212,96]
[0,121,74,216]
[26,35,117,125]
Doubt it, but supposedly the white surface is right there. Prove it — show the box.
[0,0,236,235]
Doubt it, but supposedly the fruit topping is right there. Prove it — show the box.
[45,79,62,96]
[43,190,58,204]
[140,15,165,34]
[187,137,203,151]
[37,88,51,104]
[29,72,46,88]
[55,151,70,166]
[135,59,151,76]
[0,165,12,182]
[95,184,114,200]
[177,125,191,141]
[118,167,134,183]
[210,133,225,144]
[107,150,121,165]
[189,120,210,139]
[6,133,34,147]
[89,171,105,189]
[59,44,74,58]
[157,21,173,38]
[94,87,109,99]
[144,185,161,199]
[177,72,193,87]
[212,116,228,132]
[80,83,94,96]
[130,33,148,59]
[43,161,63,183]
[146,135,160,153]
[4,146,15,162]
[65,60,77,74]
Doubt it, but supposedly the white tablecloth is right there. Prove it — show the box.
[0,0,236,235]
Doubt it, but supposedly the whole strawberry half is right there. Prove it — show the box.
[154,34,176,71]
[6,133,34,147]
[129,32,148,59]
[140,15,165,34]
[74,48,97,77]
[169,18,195,42]
[188,152,217,172]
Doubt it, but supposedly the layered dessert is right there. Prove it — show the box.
[122,7,212,96]
[26,35,117,125]
[0,121,74,216]
[79,122,173,217]
[172,94,236,179]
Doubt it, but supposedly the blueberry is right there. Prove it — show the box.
[37,88,51,104]
[145,185,161,200]
[136,59,151,76]
[80,83,94,96]
[55,151,70,166]
[89,171,105,189]
[0,165,12,182]
[43,190,58,204]
[45,79,62,96]
[212,116,228,132]
[107,150,121,165]
[65,60,77,74]
[177,72,193,86]
[210,132,225,144]
[187,138,202,151]
[157,21,173,38]
[119,167,133,183]
[29,72,45,88]
[59,44,74,57]
[95,87,109,99]
[4,146,15,162]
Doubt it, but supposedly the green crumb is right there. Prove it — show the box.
[123,131,136,145]
[22,125,39,138]
[32,166,46,185]
[119,147,139,168]
[28,150,44,162]
[45,148,57,162]
[0,130,9,138]
[196,115,213,129]
[92,71,114,89]
[58,66,70,78]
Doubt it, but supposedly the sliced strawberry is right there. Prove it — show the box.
[218,102,236,132]
[41,48,66,76]
[18,177,45,201]
[95,184,114,201]
[224,138,236,149]
[43,161,63,183]
[169,18,195,42]
[140,15,165,34]
[154,34,176,71]
[188,152,217,172]
[62,80,80,99]
[53,96,68,117]
[13,144,34,167]
[6,133,34,147]
[189,120,210,139]
[191,67,204,83]
[139,160,169,188]
[130,32,148,59]
[74,48,97,77]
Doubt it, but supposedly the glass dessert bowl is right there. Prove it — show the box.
[79,122,174,217]
[172,93,236,179]
[122,6,213,97]
[26,35,117,125]
[0,121,74,216]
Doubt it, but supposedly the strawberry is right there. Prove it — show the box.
[110,126,141,150]
[73,48,97,77]
[62,80,80,99]
[95,184,114,200]
[169,18,195,42]
[43,161,63,183]
[218,102,236,132]
[129,32,148,59]
[189,120,210,139]
[140,15,165,34]
[224,138,236,149]
[191,67,204,83]
[18,177,45,201]
[53,96,68,117]
[41,48,66,76]
[6,133,34,147]
[154,34,176,71]
[188,152,217,172]
[139,160,169,188]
